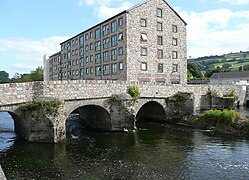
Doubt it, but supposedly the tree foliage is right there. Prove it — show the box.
[0,71,10,83]
[187,62,204,79]
[12,67,43,83]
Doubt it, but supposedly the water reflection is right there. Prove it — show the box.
[1,111,249,179]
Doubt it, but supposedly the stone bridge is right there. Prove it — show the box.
[0,80,247,143]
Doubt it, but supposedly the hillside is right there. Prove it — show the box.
[188,51,249,71]
[187,51,249,80]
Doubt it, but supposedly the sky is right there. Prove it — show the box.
[0,0,249,77]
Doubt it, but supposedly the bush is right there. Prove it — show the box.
[204,109,243,127]
[170,92,187,102]
[110,94,119,101]
[128,85,140,100]
[223,90,238,100]
[19,99,62,115]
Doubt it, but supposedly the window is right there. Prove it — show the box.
[171,80,180,84]
[103,38,109,49]
[111,35,117,47]
[172,51,178,59]
[141,62,147,71]
[86,56,89,63]
[173,64,178,72]
[95,41,101,51]
[67,42,71,50]
[80,36,84,45]
[90,32,93,38]
[86,68,89,74]
[85,45,89,52]
[111,49,117,60]
[72,50,75,56]
[111,21,117,32]
[75,39,78,45]
[103,51,109,62]
[118,47,123,55]
[80,68,84,77]
[172,38,177,46]
[75,49,78,55]
[172,25,177,33]
[119,62,123,70]
[111,63,117,74]
[103,65,110,75]
[140,18,146,27]
[90,43,93,50]
[141,47,147,56]
[141,33,148,42]
[157,36,163,45]
[80,57,84,66]
[95,53,101,63]
[118,32,123,41]
[95,66,101,76]
[72,40,75,46]
[90,55,94,62]
[67,52,71,60]
[103,24,109,36]
[158,49,163,59]
[80,47,84,56]
[95,28,101,39]
[157,22,163,31]
[158,63,163,73]
[118,17,123,26]
[90,67,94,74]
[157,8,162,17]
[85,33,89,40]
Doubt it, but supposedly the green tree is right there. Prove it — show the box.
[187,62,204,79]
[0,71,9,83]
[243,64,249,71]
[239,66,243,71]
[222,63,231,70]
[11,67,43,83]
[205,65,221,78]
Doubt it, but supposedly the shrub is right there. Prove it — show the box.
[170,92,187,102]
[110,94,119,102]
[19,99,62,116]
[128,85,140,100]
[223,90,238,100]
[204,109,243,127]
[207,87,219,97]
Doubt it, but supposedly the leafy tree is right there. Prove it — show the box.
[222,63,231,70]
[11,67,43,83]
[243,64,249,71]
[205,65,221,78]
[187,62,204,79]
[239,66,243,71]
[0,71,9,83]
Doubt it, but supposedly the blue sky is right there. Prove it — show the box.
[0,0,249,77]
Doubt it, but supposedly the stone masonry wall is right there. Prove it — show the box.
[126,0,187,84]
[0,80,246,110]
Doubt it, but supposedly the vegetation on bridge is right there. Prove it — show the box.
[128,85,141,100]
[18,99,62,116]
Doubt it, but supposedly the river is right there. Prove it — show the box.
[0,108,249,179]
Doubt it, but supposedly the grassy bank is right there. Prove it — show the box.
[186,109,249,136]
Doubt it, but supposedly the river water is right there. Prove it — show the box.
[0,108,249,180]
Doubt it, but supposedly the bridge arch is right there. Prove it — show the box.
[65,102,112,135]
[0,110,29,140]
[135,101,166,123]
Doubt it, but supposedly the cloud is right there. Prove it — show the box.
[78,0,133,20]
[216,0,249,5]
[0,36,69,75]
[178,8,249,58]
[96,1,133,20]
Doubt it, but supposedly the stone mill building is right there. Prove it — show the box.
[44,0,187,85]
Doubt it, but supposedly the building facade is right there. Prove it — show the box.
[45,0,187,85]
[210,71,249,85]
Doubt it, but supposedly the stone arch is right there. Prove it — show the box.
[65,102,112,134]
[0,110,29,140]
[135,101,166,123]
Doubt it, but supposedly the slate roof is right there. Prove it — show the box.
[210,71,249,79]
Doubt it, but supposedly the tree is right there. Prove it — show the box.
[243,64,249,71]
[239,66,243,71]
[11,67,44,83]
[187,62,204,79]
[222,63,231,70]
[0,71,9,83]
[205,65,221,78]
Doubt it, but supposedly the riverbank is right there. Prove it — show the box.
[179,109,249,137]
[0,165,6,180]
